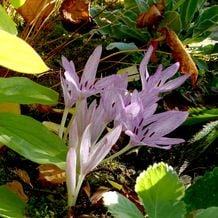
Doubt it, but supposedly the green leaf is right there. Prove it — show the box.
[194,6,218,36]
[0,113,67,169]
[0,30,49,74]
[9,0,26,8]
[135,162,186,218]
[0,185,26,218]
[180,0,206,28]
[195,207,218,218]
[0,5,17,35]
[160,11,182,33]
[0,77,58,105]
[184,167,218,212]
[106,42,138,51]
[103,191,144,218]
[124,0,147,12]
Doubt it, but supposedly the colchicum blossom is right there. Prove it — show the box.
[60,45,102,108]
[139,45,190,95]
[66,98,122,207]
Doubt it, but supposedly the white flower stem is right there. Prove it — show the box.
[69,174,85,208]
[102,144,132,163]
[59,107,70,139]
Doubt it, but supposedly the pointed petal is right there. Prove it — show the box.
[139,45,153,89]
[66,147,77,203]
[84,125,122,174]
[62,56,79,86]
[81,45,102,88]
[160,74,190,92]
[80,124,92,174]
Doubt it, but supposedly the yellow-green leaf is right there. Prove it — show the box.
[9,0,26,8]
[0,30,49,74]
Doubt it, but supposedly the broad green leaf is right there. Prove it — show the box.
[135,162,186,218]
[184,167,218,212]
[0,5,17,35]
[106,42,138,51]
[180,0,206,28]
[0,185,26,218]
[103,191,144,218]
[124,0,147,12]
[0,30,49,74]
[195,207,218,218]
[0,77,58,105]
[194,6,218,36]
[9,0,26,8]
[160,11,182,33]
[0,113,67,169]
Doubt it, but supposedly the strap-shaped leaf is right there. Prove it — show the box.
[0,113,67,169]
[135,162,186,218]
[103,191,144,218]
[0,185,26,218]
[0,5,17,35]
[0,30,49,74]
[0,77,58,105]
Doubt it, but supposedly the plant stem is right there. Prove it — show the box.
[102,144,132,163]
[59,107,69,139]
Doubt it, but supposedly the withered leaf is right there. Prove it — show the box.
[17,0,55,24]
[136,0,165,28]
[160,28,198,85]
[60,0,90,24]
[13,169,33,188]
[90,187,110,205]
[6,180,28,202]
[38,164,66,185]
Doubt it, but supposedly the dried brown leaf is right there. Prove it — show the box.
[6,180,28,202]
[90,187,110,205]
[136,0,165,28]
[13,169,33,188]
[160,28,198,85]
[38,164,66,185]
[60,0,90,24]
[17,0,55,24]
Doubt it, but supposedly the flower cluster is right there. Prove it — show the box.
[60,45,189,207]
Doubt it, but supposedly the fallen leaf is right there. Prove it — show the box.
[13,169,33,188]
[0,103,21,114]
[38,164,66,185]
[83,181,91,198]
[17,0,55,24]
[60,0,90,24]
[90,187,110,204]
[6,180,28,202]
[160,28,198,85]
[136,0,165,28]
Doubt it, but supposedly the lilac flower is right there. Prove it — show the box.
[60,45,102,108]
[125,110,188,149]
[80,124,122,175]
[139,45,190,94]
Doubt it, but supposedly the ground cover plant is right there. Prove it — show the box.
[0,0,217,217]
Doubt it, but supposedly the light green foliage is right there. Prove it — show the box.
[9,0,26,8]
[103,191,144,218]
[0,113,67,169]
[0,30,49,74]
[104,162,187,218]
[189,120,218,144]
[0,77,58,105]
[0,5,17,35]
[135,162,186,218]
[0,185,26,218]
[184,107,218,125]
[184,167,218,212]
[195,207,218,218]
[91,0,217,45]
